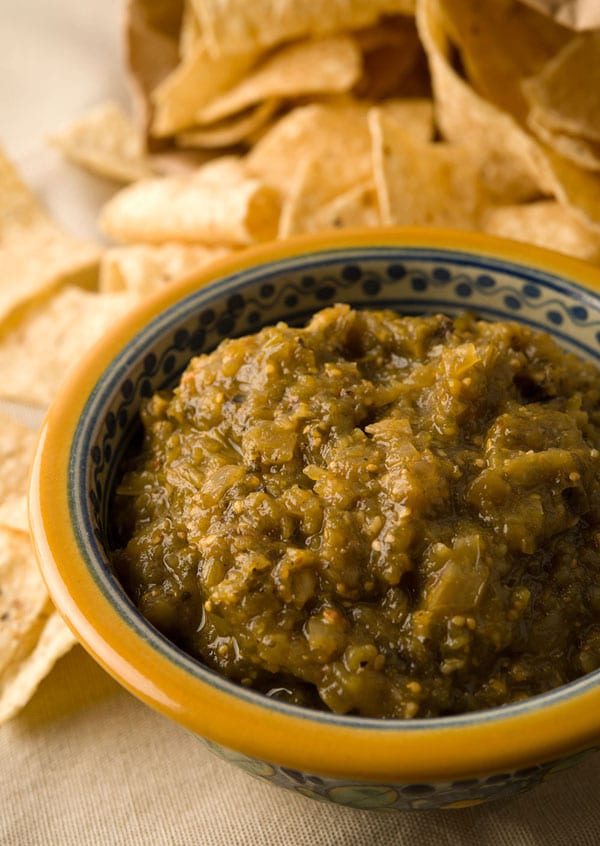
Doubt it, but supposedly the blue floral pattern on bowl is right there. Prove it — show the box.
[201,738,599,811]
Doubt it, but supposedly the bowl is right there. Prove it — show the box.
[29,227,600,811]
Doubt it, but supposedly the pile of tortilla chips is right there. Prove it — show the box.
[0,150,140,722]
[52,0,600,273]
[2,0,600,722]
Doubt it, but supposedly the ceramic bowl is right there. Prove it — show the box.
[30,228,600,811]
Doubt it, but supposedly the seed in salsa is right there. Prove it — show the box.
[111,305,600,718]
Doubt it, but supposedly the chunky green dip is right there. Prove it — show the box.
[111,305,600,718]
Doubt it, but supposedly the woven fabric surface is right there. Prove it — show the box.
[2,647,600,846]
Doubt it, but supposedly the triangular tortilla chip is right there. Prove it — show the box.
[0,413,37,507]
[481,200,600,264]
[0,412,36,534]
[151,38,260,137]
[522,31,600,143]
[191,0,416,57]
[195,35,363,125]
[0,601,75,724]
[438,0,569,124]
[0,148,99,325]
[528,106,600,172]
[415,0,549,203]
[247,100,374,203]
[369,107,482,228]
[279,159,380,238]
[0,527,49,678]
[0,495,28,535]
[0,287,138,407]
[51,101,154,183]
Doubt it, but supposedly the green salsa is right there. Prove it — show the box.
[111,305,600,718]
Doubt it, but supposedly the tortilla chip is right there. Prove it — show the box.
[438,0,569,124]
[311,183,381,232]
[151,39,260,137]
[51,101,154,183]
[481,200,600,264]
[177,99,280,149]
[369,106,481,228]
[0,527,49,677]
[99,243,233,295]
[0,148,99,325]
[415,0,549,203]
[279,156,379,238]
[540,144,600,231]
[247,100,374,203]
[0,413,37,507]
[0,287,138,407]
[0,495,28,535]
[522,31,600,143]
[195,35,363,126]
[528,106,600,172]
[0,601,75,724]
[191,0,416,58]
[0,413,37,534]
[100,156,281,246]
[248,96,432,213]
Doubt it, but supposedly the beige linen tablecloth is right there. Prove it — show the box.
[3,2,600,843]
[2,645,600,845]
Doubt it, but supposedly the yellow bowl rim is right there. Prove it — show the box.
[29,226,600,783]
